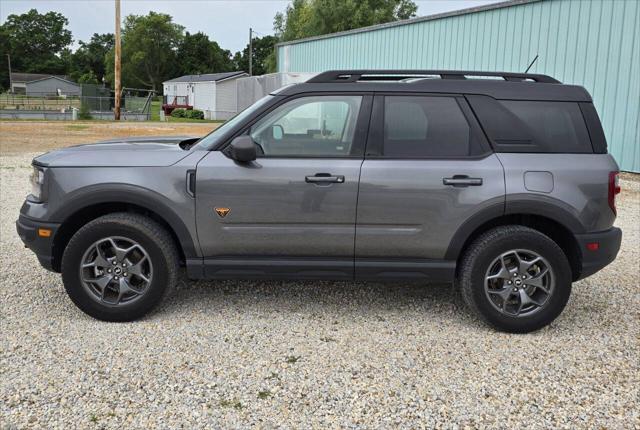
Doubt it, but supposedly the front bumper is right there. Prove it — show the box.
[575,227,622,280]
[16,215,60,272]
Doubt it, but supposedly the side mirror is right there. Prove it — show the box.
[228,135,257,162]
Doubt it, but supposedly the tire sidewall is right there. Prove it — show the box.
[62,220,172,321]
[467,229,572,333]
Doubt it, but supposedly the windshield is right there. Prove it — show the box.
[193,95,275,150]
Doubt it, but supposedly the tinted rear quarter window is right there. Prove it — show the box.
[499,100,592,153]
[383,96,475,157]
[466,95,593,153]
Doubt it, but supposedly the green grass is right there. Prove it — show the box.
[150,99,161,121]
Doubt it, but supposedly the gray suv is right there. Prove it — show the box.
[17,70,622,332]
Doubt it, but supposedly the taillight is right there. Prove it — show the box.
[608,171,621,215]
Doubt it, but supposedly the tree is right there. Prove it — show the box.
[176,32,234,76]
[70,33,114,83]
[233,35,278,75]
[105,12,184,91]
[274,0,417,41]
[0,8,73,88]
[77,70,99,85]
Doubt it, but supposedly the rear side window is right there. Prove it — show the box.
[466,95,593,153]
[499,101,591,153]
[383,96,473,157]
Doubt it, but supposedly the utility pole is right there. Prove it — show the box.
[6,54,12,93]
[114,0,122,120]
[249,27,253,76]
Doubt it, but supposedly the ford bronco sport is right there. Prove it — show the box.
[17,70,622,332]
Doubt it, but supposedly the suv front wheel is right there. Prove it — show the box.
[458,226,572,333]
[61,213,179,321]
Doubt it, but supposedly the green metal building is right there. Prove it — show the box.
[276,0,640,172]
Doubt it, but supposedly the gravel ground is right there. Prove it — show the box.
[1,153,639,429]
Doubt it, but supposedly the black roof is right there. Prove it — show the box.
[276,70,591,102]
[164,71,247,83]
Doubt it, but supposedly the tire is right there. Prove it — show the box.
[61,213,179,321]
[458,225,572,333]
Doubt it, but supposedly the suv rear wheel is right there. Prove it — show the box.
[458,226,572,333]
[61,213,179,321]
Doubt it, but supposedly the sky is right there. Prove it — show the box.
[0,0,503,53]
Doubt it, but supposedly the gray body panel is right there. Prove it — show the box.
[18,73,621,283]
[195,151,362,258]
[498,153,618,232]
[33,136,197,168]
[22,150,207,258]
[355,155,505,260]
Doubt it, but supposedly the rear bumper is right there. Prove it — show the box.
[16,215,60,272]
[575,227,622,280]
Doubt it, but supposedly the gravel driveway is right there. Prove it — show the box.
[1,153,639,429]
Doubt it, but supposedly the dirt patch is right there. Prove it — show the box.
[0,121,219,154]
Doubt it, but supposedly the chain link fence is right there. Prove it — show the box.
[0,83,152,120]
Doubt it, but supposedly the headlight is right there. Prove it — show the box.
[29,166,45,201]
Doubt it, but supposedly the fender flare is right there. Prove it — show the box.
[444,196,586,260]
[49,183,199,258]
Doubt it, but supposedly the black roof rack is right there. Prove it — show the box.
[307,70,561,84]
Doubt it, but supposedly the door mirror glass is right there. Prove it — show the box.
[227,135,257,162]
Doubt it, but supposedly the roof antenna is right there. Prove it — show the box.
[524,54,539,73]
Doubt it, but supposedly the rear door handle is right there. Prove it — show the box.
[305,173,345,184]
[443,176,483,187]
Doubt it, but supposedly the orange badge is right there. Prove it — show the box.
[214,207,230,218]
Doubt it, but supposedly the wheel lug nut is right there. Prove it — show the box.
[114,276,119,280]
[513,287,518,292]
[112,261,117,265]
[123,273,128,277]
[107,269,112,273]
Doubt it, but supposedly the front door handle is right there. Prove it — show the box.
[305,173,345,184]
[443,176,483,187]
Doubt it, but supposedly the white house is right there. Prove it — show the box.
[162,71,248,120]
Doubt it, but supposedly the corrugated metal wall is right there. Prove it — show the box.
[276,0,640,172]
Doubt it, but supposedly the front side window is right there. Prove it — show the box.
[383,96,472,157]
[250,95,363,157]
[195,95,275,150]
